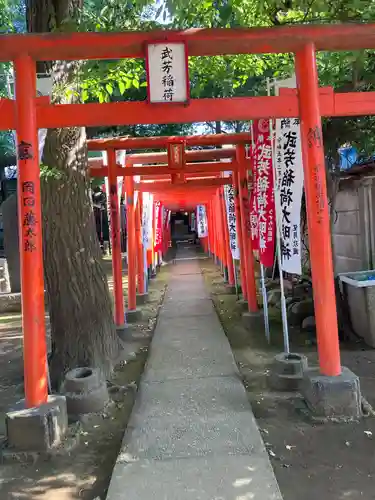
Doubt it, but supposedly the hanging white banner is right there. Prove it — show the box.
[196,205,208,238]
[116,150,126,207]
[275,118,304,275]
[142,193,154,249]
[223,175,240,260]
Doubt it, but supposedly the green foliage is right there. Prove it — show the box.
[3,0,375,156]
[39,164,64,180]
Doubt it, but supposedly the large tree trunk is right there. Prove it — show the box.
[27,0,121,385]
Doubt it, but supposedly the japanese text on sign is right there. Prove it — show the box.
[154,201,163,251]
[142,193,154,250]
[196,205,208,238]
[250,120,276,267]
[223,183,240,260]
[146,43,189,103]
[222,169,240,259]
[275,118,304,275]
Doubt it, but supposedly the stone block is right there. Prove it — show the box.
[332,234,361,260]
[242,311,263,330]
[301,366,362,420]
[126,308,143,323]
[224,284,237,294]
[116,324,127,339]
[302,316,316,332]
[334,189,359,212]
[136,293,149,305]
[236,298,248,311]
[269,352,308,391]
[2,194,20,293]
[0,258,11,293]
[6,395,68,452]
[0,292,22,313]
[267,288,281,306]
[289,298,314,326]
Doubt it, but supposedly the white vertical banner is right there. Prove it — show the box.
[275,118,304,275]
[142,193,154,250]
[196,205,208,238]
[102,151,112,234]
[116,150,126,207]
[223,172,240,260]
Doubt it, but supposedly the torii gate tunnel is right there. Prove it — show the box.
[4,23,375,408]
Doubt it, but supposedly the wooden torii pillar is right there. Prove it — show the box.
[15,55,48,408]
[296,45,341,376]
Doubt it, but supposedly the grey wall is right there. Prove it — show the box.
[331,178,373,275]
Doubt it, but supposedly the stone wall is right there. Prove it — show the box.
[2,194,21,293]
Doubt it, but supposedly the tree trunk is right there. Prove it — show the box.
[27,0,121,386]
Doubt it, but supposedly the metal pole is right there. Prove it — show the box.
[267,78,290,353]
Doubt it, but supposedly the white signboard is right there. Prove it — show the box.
[223,177,240,260]
[196,205,208,238]
[146,43,189,103]
[275,118,304,275]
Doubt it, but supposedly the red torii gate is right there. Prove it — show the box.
[87,134,247,332]
[4,23,375,409]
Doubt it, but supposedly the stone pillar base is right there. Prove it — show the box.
[6,395,68,452]
[236,298,248,311]
[126,308,143,323]
[242,311,263,330]
[301,366,362,420]
[116,324,128,338]
[225,284,237,294]
[136,293,149,305]
[269,352,308,391]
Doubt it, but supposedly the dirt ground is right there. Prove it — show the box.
[3,253,375,500]
[201,259,375,500]
[0,260,170,500]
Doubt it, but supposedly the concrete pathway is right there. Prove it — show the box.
[106,246,282,500]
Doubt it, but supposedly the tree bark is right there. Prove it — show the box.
[27,0,121,385]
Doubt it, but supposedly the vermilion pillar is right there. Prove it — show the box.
[296,44,341,376]
[237,145,258,312]
[15,55,48,408]
[135,194,145,295]
[125,172,137,311]
[107,149,125,327]
[233,171,248,300]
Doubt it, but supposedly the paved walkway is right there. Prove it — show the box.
[106,247,282,500]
